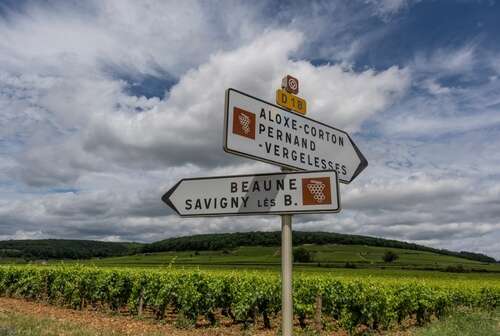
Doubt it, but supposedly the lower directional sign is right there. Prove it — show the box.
[162,171,340,217]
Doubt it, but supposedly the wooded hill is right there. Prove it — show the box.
[0,231,496,263]
[143,231,497,263]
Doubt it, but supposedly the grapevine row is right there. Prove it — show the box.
[0,265,498,331]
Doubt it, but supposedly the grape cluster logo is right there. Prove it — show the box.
[232,107,256,139]
[307,182,325,202]
[302,177,332,205]
[239,114,251,134]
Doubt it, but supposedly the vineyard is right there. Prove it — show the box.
[0,265,499,333]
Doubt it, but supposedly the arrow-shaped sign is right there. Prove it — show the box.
[162,170,340,217]
[223,88,367,183]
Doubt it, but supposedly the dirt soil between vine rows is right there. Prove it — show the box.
[0,297,283,335]
[0,297,419,335]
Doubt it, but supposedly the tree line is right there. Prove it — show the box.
[0,239,141,260]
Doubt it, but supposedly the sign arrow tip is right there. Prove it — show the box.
[161,180,182,215]
[348,135,368,183]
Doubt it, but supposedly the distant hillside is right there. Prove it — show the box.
[0,239,142,260]
[143,231,497,264]
[1,231,496,264]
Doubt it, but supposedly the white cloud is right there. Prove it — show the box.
[376,74,500,138]
[86,30,408,166]
[0,13,410,246]
[380,110,500,136]
[0,1,499,260]
[0,0,265,77]
[412,44,477,76]
[421,78,452,95]
[4,28,409,187]
[366,0,418,20]
[344,174,468,211]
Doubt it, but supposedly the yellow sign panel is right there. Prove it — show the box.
[276,89,307,115]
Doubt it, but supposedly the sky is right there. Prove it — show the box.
[1,0,500,259]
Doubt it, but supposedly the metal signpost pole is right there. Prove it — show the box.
[281,167,293,336]
[280,76,300,336]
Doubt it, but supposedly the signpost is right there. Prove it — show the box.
[162,170,340,217]
[224,88,368,184]
[162,75,367,335]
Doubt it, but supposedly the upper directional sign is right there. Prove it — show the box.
[223,88,368,184]
[162,170,340,217]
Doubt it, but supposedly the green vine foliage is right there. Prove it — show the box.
[0,265,498,331]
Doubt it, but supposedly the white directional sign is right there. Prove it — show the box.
[224,88,368,184]
[162,170,340,217]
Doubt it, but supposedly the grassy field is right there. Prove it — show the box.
[0,312,114,336]
[413,308,500,336]
[59,244,500,272]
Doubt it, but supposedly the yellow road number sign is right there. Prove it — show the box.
[276,89,307,115]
